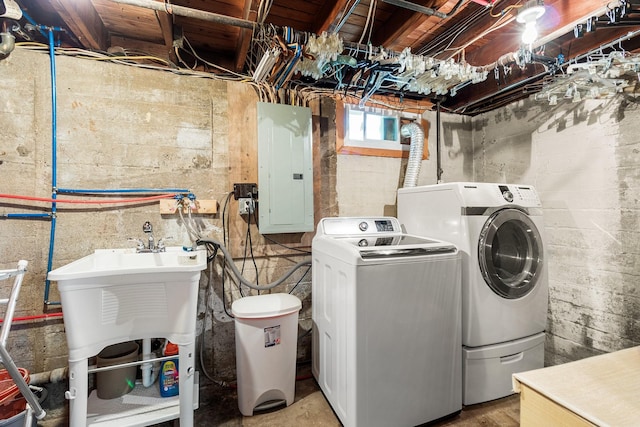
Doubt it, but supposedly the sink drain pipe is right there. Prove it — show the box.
[436,100,443,183]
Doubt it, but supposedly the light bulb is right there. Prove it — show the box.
[522,22,538,44]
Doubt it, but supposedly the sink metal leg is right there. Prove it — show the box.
[67,358,88,427]
[179,342,195,427]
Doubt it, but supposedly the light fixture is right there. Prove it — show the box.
[516,0,545,45]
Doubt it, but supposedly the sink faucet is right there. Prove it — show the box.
[143,221,155,251]
[128,222,169,253]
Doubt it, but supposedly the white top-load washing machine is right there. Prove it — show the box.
[397,183,548,405]
[312,217,462,427]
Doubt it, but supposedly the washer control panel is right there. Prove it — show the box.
[319,217,401,236]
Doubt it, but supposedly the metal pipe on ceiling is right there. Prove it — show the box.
[109,0,256,30]
[334,0,364,33]
[380,0,466,20]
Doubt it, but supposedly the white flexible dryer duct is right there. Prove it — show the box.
[401,122,424,188]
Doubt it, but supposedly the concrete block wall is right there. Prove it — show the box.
[472,97,640,365]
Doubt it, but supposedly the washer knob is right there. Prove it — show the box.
[358,221,368,232]
[358,239,368,247]
[502,190,514,203]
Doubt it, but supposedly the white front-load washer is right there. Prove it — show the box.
[312,217,462,427]
[397,183,548,405]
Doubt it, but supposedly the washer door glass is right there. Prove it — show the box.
[478,208,543,299]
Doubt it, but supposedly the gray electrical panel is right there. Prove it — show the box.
[257,102,314,234]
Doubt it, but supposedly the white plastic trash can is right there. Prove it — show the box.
[232,293,302,416]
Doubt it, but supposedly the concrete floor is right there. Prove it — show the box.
[36,364,520,426]
[190,372,520,427]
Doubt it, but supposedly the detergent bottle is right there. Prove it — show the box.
[159,341,179,397]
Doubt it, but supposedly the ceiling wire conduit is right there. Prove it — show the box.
[475,3,626,72]
[454,28,640,114]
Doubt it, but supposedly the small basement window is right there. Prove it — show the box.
[336,102,428,159]
[346,105,400,150]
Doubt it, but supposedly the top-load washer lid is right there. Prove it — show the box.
[334,235,456,259]
[314,217,457,260]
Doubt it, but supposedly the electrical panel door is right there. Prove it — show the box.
[257,102,314,234]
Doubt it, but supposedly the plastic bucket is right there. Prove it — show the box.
[0,368,30,420]
[96,341,139,399]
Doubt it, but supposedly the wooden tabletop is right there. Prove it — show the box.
[512,346,640,427]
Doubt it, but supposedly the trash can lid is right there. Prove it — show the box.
[232,293,301,319]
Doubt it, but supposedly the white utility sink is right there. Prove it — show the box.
[48,246,206,427]
[48,246,206,281]
[47,245,206,360]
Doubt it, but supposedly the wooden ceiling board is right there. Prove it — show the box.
[92,1,163,44]
[50,0,108,50]
[313,0,353,33]
[177,21,241,54]
[464,0,610,65]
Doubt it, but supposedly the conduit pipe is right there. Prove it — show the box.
[29,367,68,386]
[0,193,178,204]
[3,213,50,219]
[110,0,255,30]
[57,188,190,194]
[401,122,424,188]
[0,312,63,324]
[45,27,58,305]
[436,100,443,183]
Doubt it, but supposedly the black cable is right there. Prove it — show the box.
[222,191,232,248]
[197,237,311,291]
[245,205,259,292]
[251,208,312,255]
[219,191,240,309]
[288,265,311,295]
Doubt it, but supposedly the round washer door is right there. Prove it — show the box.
[478,208,543,299]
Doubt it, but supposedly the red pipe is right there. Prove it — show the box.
[0,312,63,323]
[0,193,176,204]
[470,0,491,5]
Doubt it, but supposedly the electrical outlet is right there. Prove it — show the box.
[233,183,258,200]
[238,198,255,215]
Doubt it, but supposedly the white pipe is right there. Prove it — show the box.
[401,122,424,188]
[29,367,68,385]
[0,32,15,56]
[141,338,159,387]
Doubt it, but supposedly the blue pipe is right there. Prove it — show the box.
[57,188,190,194]
[3,214,51,219]
[20,10,48,39]
[44,28,58,304]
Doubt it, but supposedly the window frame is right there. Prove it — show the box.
[336,101,429,159]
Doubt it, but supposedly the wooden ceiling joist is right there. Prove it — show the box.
[234,0,260,72]
[51,0,108,50]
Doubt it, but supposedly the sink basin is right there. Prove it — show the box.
[48,246,206,281]
[48,246,207,361]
